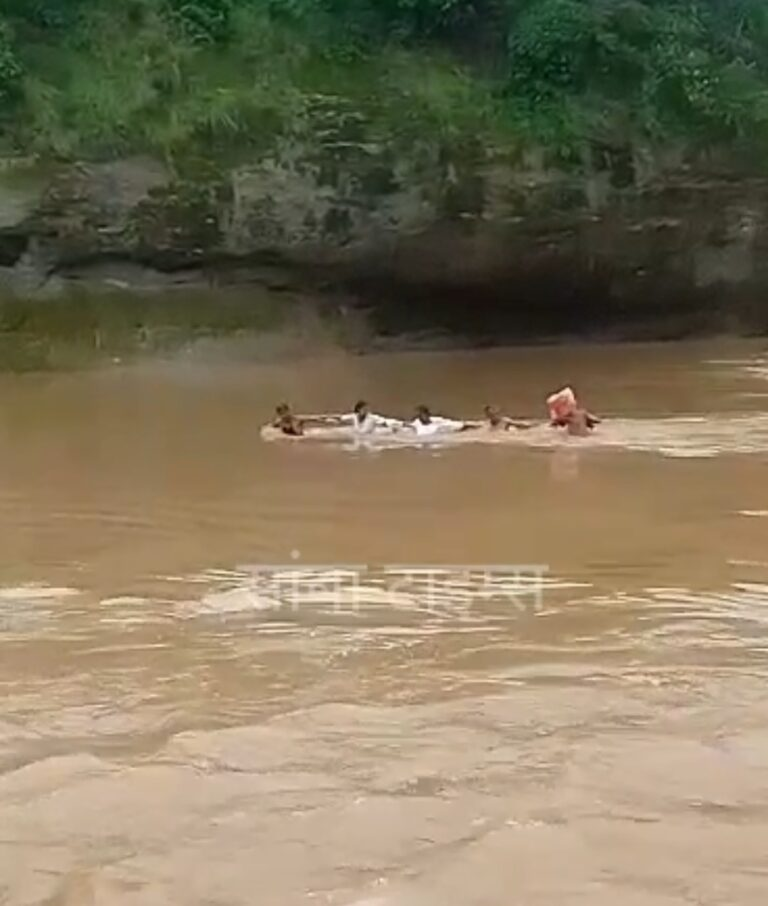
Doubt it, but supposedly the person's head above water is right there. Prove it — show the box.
[273,402,303,435]
[353,400,369,420]
[414,404,432,424]
[483,404,502,426]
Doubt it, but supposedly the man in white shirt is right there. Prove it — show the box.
[340,400,404,434]
[409,404,469,436]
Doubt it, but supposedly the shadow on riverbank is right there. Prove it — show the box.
[0,287,368,372]
[0,278,766,373]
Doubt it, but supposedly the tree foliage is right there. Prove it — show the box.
[0,0,768,162]
[0,19,21,103]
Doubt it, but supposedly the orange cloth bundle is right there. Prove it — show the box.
[547,386,577,423]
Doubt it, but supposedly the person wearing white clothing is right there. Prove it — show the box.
[409,405,468,436]
[340,400,404,434]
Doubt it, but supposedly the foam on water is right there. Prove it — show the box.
[170,564,768,664]
[591,414,768,457]
[263,413,768,458]
[740,356,768,382]
[0,585,80,635]
[0,584,79,603]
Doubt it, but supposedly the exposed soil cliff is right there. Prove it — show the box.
[1,147,766,343]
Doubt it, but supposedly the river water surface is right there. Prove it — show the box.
[1,340,768,905]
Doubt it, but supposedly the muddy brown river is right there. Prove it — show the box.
[1,340,768,905]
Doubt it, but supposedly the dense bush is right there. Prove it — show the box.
[0,0,767,164]
[0,19,21,105]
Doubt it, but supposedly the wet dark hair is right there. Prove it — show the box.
[275,403,290,416]
[415,404,431,418]
[353,400,368,414]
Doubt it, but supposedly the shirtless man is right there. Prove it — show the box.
[547,387,600,435]
[483,405,532,431]
[272,403,304,436]
[563,407,600,437]
[550,409,600,429]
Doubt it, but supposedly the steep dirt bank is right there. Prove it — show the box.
[1,150,767,343]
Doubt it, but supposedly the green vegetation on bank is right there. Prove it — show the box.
[0,286,315,370]
[0,0,767,169]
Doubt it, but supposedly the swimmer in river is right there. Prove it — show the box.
[340,400,404,435]
[272,403,304,436]
[552,408,600,429]
[409,404,471,436]
[483,405,532,431]
[563,407,600,437]
[547,386,600,436]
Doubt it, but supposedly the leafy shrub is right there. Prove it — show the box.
[0,18,22,104]
[3,0,768,163]
[169,0,234,42]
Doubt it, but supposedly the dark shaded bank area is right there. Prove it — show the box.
[1,257,767,372]
[2,157,768,369]
[349,255,767,347]
[0,272,764,373]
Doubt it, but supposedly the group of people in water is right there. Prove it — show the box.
[272,387,600,438]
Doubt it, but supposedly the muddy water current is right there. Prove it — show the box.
[1,340,768,905]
